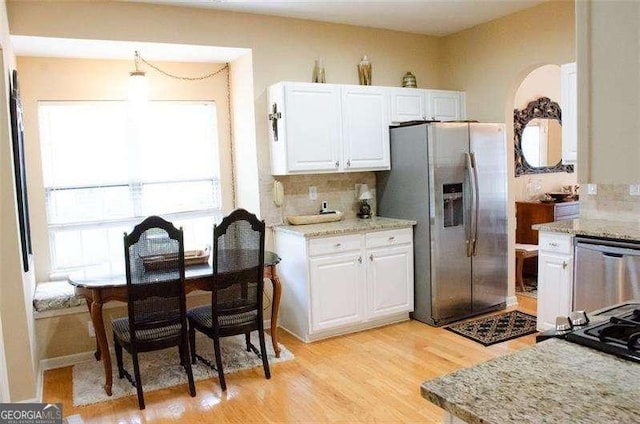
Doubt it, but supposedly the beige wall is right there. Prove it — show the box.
[440,0,575,299]
[577,0,639,184]
[17,57,233,283]
[512,64,577,202]
[0,0,40,401]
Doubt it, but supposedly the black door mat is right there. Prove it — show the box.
[445,310,538,346]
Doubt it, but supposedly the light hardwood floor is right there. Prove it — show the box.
[45,295,537,423]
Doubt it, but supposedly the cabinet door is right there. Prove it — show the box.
[426,90,466,121]
[389,88,426,122]
[284,83,341,172]
[309,253,365,332]
[341,86,390,170]
[537,252,573,331]
[561,63,577,164]
[366,244,414,319]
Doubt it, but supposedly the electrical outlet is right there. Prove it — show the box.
[309,186,317,200]
[587,184,597,195]
[630,184,640,196]
[87,321,95,338]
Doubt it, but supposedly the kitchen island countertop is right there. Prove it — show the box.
[273,216,416,237]
[420,338,640,424]
[533,218,640,242]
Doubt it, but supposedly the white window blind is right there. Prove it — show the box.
[39,101,222,278]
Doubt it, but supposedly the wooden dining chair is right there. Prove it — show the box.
[187,209,271,391]
[112,215,196,409]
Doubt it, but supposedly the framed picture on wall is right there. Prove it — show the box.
[10,69,32,272]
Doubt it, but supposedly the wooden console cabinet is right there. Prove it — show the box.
[516,201,579,275]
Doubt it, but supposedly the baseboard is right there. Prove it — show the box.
[506,295,518,307]
[35,365,43,403]
[40,351,100,371]
[281,312,410,343]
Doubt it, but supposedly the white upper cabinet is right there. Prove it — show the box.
[269,82,466,175]
[561,62,577,164]
[390,88,427,122]
[341,85,390,170]
[389,88,466,123]
[426,90,466,121]
[269,82,342,174]
[269,82,390,175]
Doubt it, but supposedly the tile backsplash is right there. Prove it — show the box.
[264,172,376,225]
[580,184,640,221]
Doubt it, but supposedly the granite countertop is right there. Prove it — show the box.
[533,218,640,242]
[273,216,416,237]
[421,338,640,424]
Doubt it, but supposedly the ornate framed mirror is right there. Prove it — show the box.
[514,96,574,176]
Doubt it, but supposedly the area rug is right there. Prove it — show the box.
[516,286,538,299]
[445,310,538,346]
[72,333,293,406]
[516,276,538,299]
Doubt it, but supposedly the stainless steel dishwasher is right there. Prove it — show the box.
[574,237,640,312]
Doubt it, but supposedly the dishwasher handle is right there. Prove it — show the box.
[575,241,640,257]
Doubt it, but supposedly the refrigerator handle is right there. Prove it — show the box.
[470,152,480,256]
[464,152,475,257]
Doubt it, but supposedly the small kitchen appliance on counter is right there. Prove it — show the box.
[537,301,640,363]
[357,184,372,219]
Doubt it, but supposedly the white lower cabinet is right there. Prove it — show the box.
[276,227,414,342]
[536,232,574,331]
[367,242,413,319]
[310,252,364,332]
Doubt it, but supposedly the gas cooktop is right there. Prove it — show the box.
[565,302,640,363]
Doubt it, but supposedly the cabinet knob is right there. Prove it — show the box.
[549,242,559,247]
[388,236,395,241]
[562,261,568,269]
[347,160,351,167]
[335,243,342,248]
[369,254,374,262]
[335,161,340,168]
[358,256,362,264]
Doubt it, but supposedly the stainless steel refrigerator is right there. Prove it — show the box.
[377,122,508,326]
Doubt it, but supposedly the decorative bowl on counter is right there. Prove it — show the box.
[286,211,343,225]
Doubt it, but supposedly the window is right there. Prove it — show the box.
[39,101,222,278]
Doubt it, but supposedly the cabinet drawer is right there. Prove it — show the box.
[538,232,573,255]
[365,228,412,249]
[308,234,362,257]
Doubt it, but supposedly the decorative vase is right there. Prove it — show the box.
[402,72,417,88]
[358,56,372,85]
[313,59,326,83]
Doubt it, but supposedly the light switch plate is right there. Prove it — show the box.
[309,186,317,200]
[587,184,597,195]
[630,184,640,196]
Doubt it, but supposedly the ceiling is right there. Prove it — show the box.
[130,0,547,36]
[11,0,547,61]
